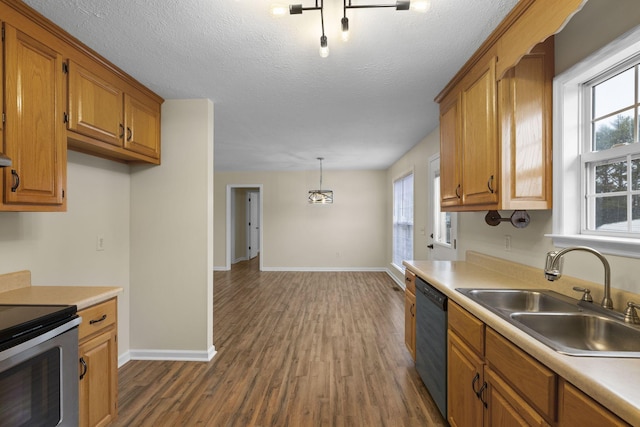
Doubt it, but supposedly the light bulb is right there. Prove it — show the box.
[319,35,329,58]
[270,3,288,16]
[341,17,350,42]
[410,0,431,13]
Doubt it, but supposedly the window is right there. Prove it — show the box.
[551,26,640,257]
[393,173,413,270]
[584,61,640,234]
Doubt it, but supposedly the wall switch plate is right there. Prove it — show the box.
[96,235,105,251]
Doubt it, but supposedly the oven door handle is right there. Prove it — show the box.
[79,357,88,380]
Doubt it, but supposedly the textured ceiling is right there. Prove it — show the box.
[23,0,518,171]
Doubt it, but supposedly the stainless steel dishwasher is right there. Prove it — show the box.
[415,276,447,420]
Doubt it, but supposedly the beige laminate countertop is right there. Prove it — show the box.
[404,253,640,426]
[0,286,122,310]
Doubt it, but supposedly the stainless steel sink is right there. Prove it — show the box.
[510,312,640,357]
[456,288,640,357]
[456,288,581,314]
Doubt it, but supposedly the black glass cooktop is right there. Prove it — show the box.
[0,304,77,350]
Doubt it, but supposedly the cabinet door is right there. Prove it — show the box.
[404,289,416,360]
[499,38,553,210]
[3,23,65,207]
[440,94,462,208]
[484,367,550,427]
[79,328,118,427]
[460,56,498,206]
[448,330,484,427]
[124,93,160,160]
[558,380,630,427]
[68,61,124,147]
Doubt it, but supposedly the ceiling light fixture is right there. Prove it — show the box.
[309,157,333,204]
[277,0,430,57]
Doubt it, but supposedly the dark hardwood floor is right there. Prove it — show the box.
[114,257,446,426]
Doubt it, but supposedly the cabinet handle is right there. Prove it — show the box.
[478,382,488,408]
[127,127,133,141]
[471,372,480,395]
[79,357,87,380]
[487,175,495,194]
[119,124,125,139]
[89,314,107,325]
[410,303,415,316]
[455,184,461,199]
[10,170,19,192]
[427,244,434,249]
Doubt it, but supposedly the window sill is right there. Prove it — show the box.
[546,234,640,259]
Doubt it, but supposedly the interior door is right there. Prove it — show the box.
[248,191,260,259]
[430,154,459,261]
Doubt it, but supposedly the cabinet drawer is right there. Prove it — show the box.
[448,301,484,356]
[405,270,416,295]
[78,298,117,341]
[486,328,556,421]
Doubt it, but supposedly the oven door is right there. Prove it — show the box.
[0,319,80,427]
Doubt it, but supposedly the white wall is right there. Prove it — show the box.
[214,170,387,270]
[0,151,131,357]
[130,99,214,360]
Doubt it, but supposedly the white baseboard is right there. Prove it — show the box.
[126,345,217,363]
[260,266,388,272]
[385,268,406,289]
[213,266,229,271]
[118,351,131,368]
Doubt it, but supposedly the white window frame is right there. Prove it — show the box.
[392,171,414,272]
[549,25,640,258]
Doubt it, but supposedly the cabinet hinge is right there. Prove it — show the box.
[62,62,69,73]
[63,112,68,124]
[2,113,5,124]
[62,189,65,198]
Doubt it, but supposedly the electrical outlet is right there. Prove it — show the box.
[504,235,511,252]
[96,235,105,251]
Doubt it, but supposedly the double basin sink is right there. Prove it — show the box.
[456,288,640,357]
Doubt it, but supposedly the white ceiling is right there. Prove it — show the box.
[23,0,518,172]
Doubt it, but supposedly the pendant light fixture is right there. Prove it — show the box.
[308,157,333,204]
[272,1,430,57]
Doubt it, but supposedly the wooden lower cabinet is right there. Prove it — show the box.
[448,330,484,427]
[558,380,630,427]
[78,298,118,427]
[484,367,550,427]
[447,302,630,427]
[404,270,416,360]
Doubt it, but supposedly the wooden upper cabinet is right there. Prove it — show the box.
[499,38,553,210]
[436,0,585,212]
[460,55,499,207]
[2,23,66,211]
[440,94,462,208]
[66,60,161,164]
[124,93,161,160]
[68,60,124,147]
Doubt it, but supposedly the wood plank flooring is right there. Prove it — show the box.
[114,258,446,426]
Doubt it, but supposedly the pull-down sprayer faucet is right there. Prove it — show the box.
[544,246,613,310]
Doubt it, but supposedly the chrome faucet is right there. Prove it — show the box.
[544,246,613,310]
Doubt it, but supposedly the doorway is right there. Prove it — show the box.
[225,185,263,271]
[429,154,459,261]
